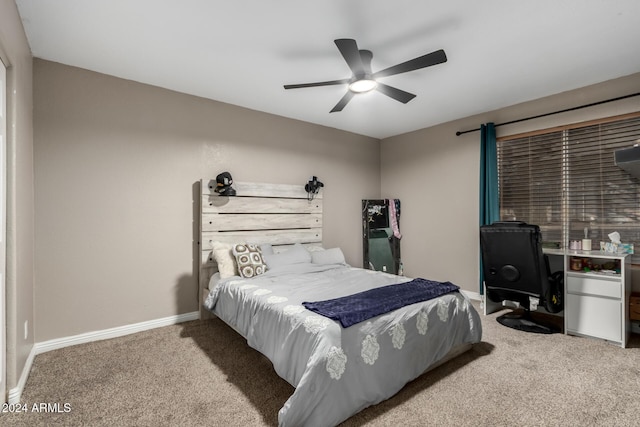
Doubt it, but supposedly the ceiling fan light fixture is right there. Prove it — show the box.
[348,78,377,93]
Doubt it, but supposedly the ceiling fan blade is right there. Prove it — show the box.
[375,83,416,104]
[359,50,373,74]
[330,91,355,113]
[334,38,365,75]
[284,79,350,90]
[373,49,447,79]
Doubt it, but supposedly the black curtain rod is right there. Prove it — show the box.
[455,92,640,136]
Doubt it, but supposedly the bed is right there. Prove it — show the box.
[199,180,482,427]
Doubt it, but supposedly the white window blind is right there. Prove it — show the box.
[497,113,640,262]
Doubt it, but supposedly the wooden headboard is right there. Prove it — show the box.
[199,179,323,318]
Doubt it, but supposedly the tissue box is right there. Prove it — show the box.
[619,243,634,254]
[600,242,634,254]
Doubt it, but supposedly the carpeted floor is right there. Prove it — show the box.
[2,301,640,427]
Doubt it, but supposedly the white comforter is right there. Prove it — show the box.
[205,263,482,427]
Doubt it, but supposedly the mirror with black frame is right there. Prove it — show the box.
[362,199,402,274]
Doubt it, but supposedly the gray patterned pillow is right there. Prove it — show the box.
[232,244,267,278]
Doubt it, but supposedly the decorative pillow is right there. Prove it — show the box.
[263,243,312,270]
[211,241,238,279]
[232,243,267,278]
[311,247,346,265]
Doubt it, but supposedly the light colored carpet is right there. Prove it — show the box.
[2,302,639,427]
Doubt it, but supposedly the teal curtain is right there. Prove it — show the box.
[479,123,498,294]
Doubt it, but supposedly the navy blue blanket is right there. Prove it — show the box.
[302,278,459,328]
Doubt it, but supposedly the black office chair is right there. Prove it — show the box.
[480,221,563,334]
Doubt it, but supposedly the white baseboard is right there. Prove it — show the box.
[7,311,199,404]
[460,289,482,302]
[8,345,36,405]
[35,311,200,354]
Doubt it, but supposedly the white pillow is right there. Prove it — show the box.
[311,247,346,265]
[258,243,274,256]
[306,245,325,252]
[211,241,238,279]
[263,243,312,269]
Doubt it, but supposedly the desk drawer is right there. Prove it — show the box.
[566,293,622,342]
[566,275,621,299]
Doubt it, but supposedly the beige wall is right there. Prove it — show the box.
[381,72,640,295]
[0,0,35,392]
[33,59,380,342]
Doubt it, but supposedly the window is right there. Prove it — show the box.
[497,113,640,262]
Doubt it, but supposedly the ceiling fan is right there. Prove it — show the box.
[283,38,447,113]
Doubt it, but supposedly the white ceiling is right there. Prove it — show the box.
[15,0,640,139]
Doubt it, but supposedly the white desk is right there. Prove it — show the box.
[484,249,631,348]
[558,249,631,348]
